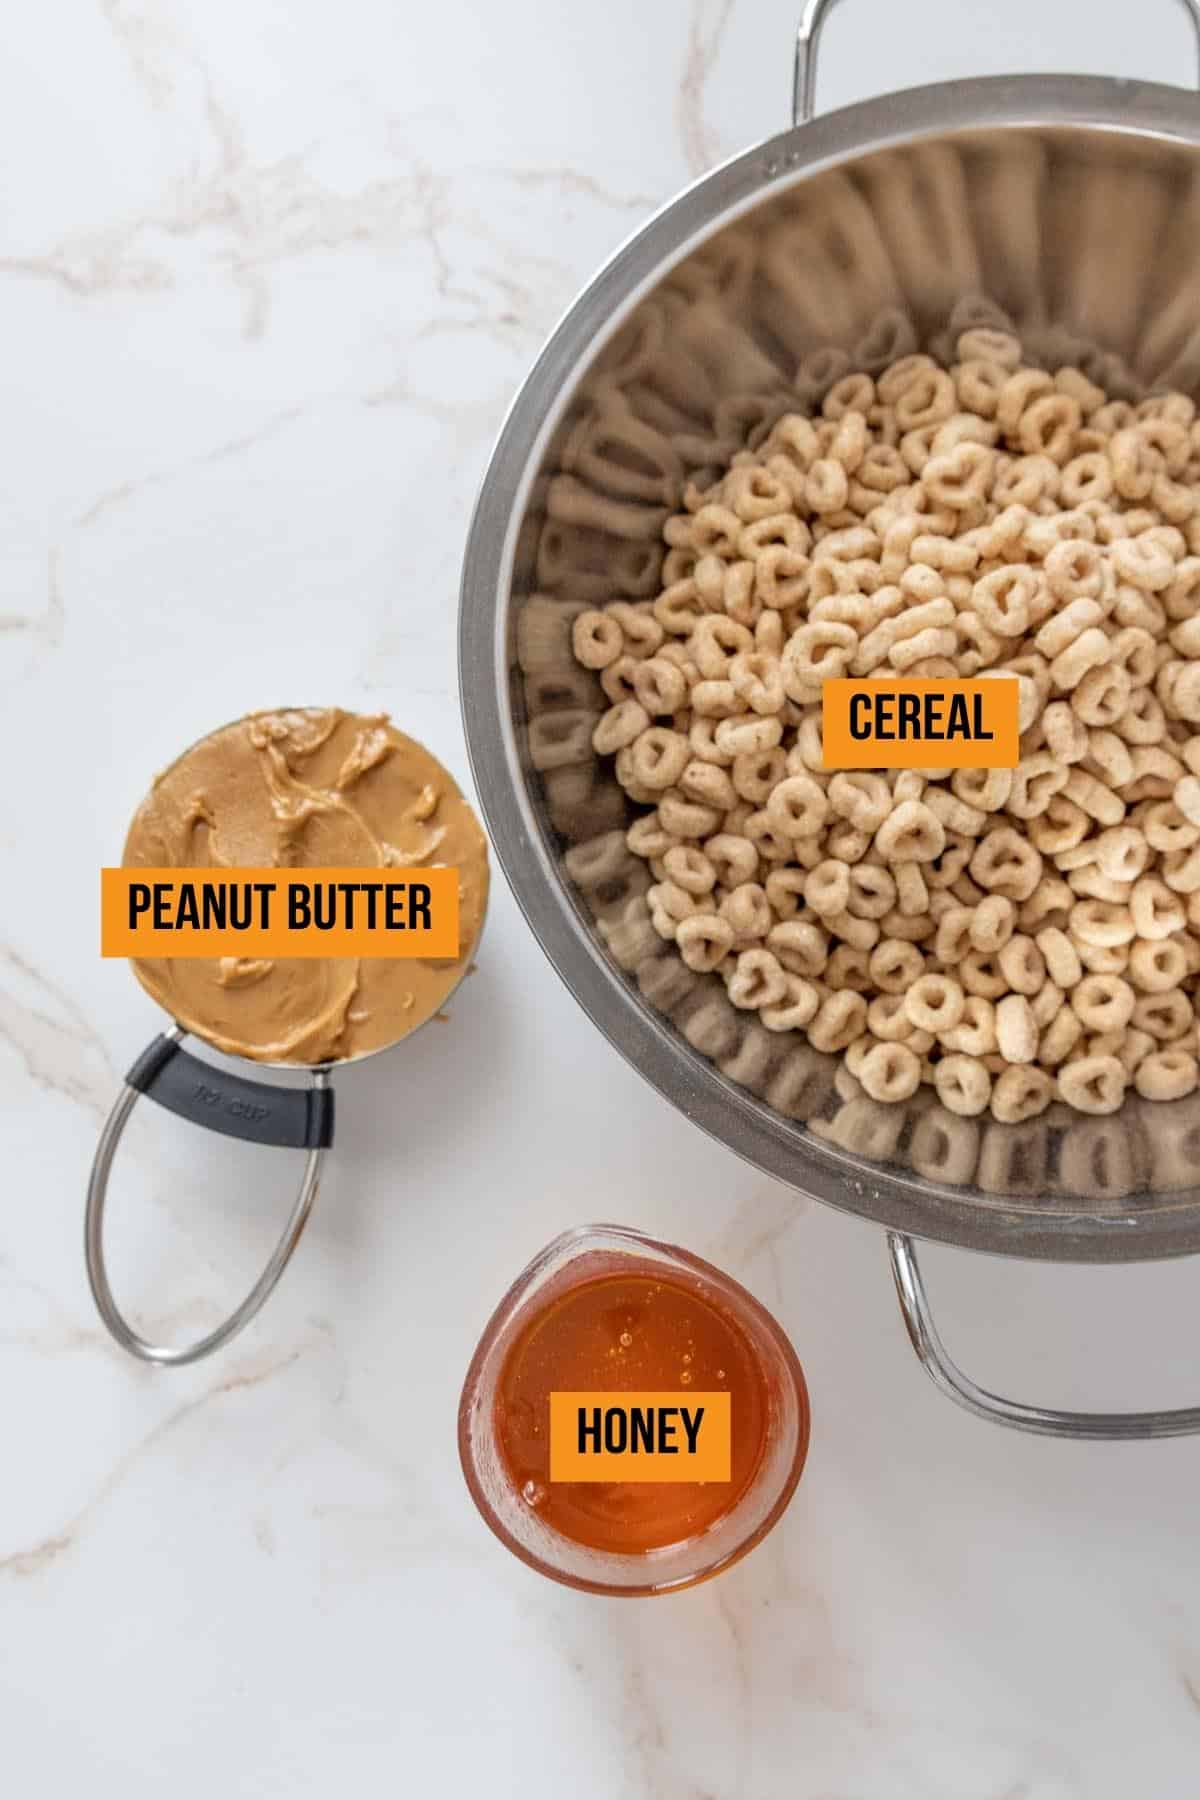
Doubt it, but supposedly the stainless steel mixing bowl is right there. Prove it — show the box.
[460,0,1200,1433]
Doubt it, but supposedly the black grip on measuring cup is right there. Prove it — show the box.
[126,1035,335,1150]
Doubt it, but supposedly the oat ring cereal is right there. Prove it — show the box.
[570,334,1200,1122]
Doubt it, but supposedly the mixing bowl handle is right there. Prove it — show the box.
[84,1024,333,1367]
[889,1233,1200,1438]
[793,0,1200,125]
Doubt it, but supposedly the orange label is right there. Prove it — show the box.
[821,678,1019,769]
[548,1391,731,1484]
[100,867,459,959]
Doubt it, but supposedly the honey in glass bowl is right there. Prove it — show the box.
[459,1226,810,1595]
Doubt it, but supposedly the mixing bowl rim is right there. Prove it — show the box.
[460,73,1200,1263]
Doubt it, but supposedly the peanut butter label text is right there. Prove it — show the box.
[548,1392,731,1483]
[100,866,460,958]
[822,678,1020,769]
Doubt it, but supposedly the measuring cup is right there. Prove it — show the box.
[86,705,486,1369]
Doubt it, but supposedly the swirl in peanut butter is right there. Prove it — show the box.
[122,709,489,1063]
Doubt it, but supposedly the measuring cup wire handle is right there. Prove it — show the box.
[125,1030,334,1150]
[84,1025,331,1367]
[889,1233,1200,1440]
[793,0,1200,126]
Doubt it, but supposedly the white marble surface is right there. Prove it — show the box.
[8,2,1200,1794]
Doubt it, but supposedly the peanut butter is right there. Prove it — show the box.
[122,709,489,1064]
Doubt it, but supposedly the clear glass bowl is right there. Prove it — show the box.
[458,1224,811,1595]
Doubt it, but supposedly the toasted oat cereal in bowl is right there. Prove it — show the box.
[570,335,1200,1124]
